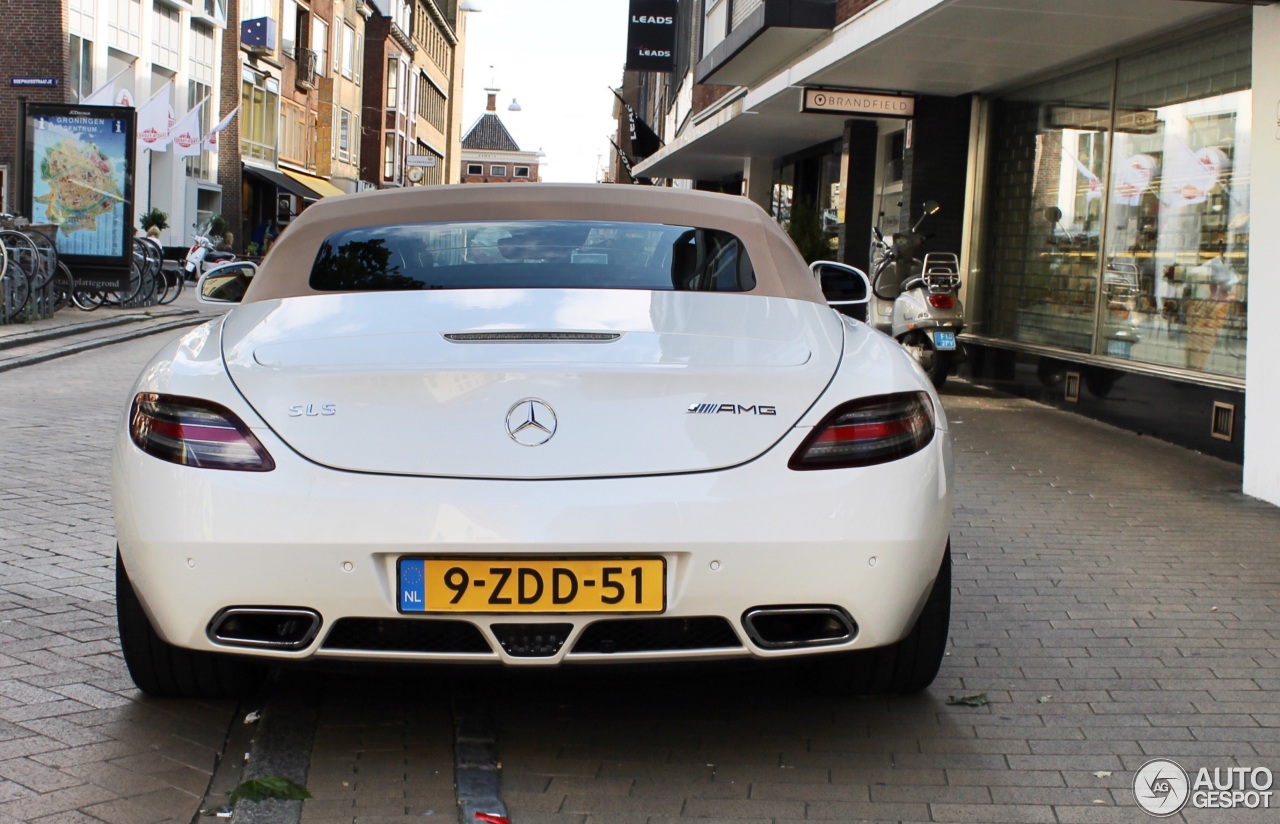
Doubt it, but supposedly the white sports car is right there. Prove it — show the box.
[113,184,953,698]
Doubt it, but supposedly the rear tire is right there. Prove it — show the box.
[927,350,952,390]
[808,545,951,696]
[116,550,267,699]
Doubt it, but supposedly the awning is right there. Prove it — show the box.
[282,168,347,199]
[242,164,326,201]
[636,0,1237,180]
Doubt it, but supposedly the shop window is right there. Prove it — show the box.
[982,20,1251,380]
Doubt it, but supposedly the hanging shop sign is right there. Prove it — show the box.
[801,88,915,119]
[1045,105,1159,135]
[626,0,678,72]
[19,101,136,290]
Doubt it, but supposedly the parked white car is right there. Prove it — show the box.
[113,184,953,698]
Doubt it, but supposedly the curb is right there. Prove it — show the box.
[0,315,210,374]
[0,308,198,351]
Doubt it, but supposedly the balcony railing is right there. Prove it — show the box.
[295,47,317,90]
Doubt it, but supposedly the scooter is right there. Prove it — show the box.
[812,200,966,388]
[183,222,236,281]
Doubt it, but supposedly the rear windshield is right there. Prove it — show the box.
[309,220,756,293]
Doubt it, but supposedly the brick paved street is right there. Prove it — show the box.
[0,331,236,824]
[2,323,1279,824]
[427,382,1280,824]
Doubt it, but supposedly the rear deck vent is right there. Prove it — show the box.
[1211,401,1235,441]
[444,332,620,343]
[321,618,492,654]
[571,617,742,654]
[1064,371,1081,404]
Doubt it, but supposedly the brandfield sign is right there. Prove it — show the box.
[625,0,678,72]
[801,88,915,119]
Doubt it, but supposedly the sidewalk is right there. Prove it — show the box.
[0,288,223,373]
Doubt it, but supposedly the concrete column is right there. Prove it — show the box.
[903,95,971,258]
[1244,8,1280,506]
[743,156,773,212]
[841,119,878,271]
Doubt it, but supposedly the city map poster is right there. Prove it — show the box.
[21,103,135,290]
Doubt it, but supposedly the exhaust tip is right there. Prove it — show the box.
[208,608,322,650]
[742,606,856,650]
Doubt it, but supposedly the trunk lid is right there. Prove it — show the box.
[221,290,843,478]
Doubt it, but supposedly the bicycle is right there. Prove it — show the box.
[0,229,40,323]
[0,212,63,320]
[0,232,23,323]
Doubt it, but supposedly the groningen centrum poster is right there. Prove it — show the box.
[23,103,135,286]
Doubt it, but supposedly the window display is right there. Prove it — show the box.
[983,21,1250,379]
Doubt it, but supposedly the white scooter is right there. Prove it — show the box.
[183,222,236,280]
[812,200,965,388]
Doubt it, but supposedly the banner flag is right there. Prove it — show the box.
[137,81,174,152]
[203,105,239,152]
[80,67,131,106]
[170,97,208,158]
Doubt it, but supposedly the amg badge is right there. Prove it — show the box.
[687,403,777,415]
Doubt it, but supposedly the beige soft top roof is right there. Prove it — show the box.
[242,183,825,304]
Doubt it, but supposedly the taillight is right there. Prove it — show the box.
[928,294,955,310]
[129,393,275,471]
[789,392,935,470]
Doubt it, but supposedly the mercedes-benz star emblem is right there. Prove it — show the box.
[506,399,557,446]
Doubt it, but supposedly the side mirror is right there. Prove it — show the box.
[811,261,871,323]
[198,260,258,304]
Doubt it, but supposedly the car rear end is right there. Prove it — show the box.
[113,185,951,683]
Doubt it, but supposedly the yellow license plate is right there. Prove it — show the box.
[398,558,667,614]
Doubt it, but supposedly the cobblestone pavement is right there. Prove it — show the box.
[400,381,1277,824]
[0,331,237,824]
[4,322,1280,824]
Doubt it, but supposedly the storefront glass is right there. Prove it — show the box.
[982,21,1250,379]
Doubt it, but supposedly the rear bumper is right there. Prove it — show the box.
[114,420,953,667]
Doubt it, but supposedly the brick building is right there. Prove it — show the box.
[459,87,541,183]
[2,0,229,249]
[360,0,466,188]
[0,1,68,216]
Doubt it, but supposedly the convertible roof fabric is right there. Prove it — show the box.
[242,183,826,305]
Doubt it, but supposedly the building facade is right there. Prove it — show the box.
[359,0,466,189]
[0,0,229,249]
[460,87,543,183]
[630,0,1280,507]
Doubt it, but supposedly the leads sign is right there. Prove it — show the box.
[802,88,915,119]
[626,0,678,72]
